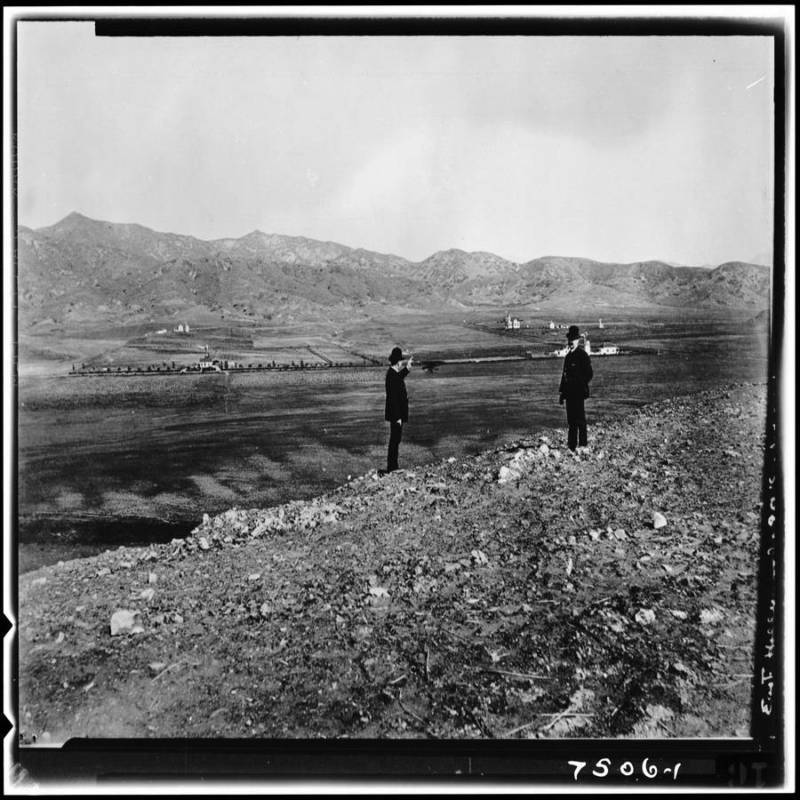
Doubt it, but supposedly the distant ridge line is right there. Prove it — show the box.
[27,211,771,271]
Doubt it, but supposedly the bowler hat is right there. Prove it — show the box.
[567,325,581,341]
[389,346,404,365]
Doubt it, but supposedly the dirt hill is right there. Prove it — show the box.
[18,382,765,742]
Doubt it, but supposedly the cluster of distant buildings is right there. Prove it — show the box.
[151,322,192,336]
[550,336,620,357]
[500,313,619,357]
[547,318,605,330]
[547,318,619,355]
[505,313,609,332]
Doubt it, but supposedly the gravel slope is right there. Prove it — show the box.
[17,383,765,742]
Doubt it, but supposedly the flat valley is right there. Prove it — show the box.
[17,311,769,572]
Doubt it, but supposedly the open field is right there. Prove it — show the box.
[16,314,768,572]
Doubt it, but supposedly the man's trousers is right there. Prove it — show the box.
[565,396,587,451]
[388,421,403,471]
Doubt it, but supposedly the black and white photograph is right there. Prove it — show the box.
[3,5,794,792]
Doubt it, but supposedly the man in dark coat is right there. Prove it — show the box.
[559,325,593,451]
[385,346,413,472]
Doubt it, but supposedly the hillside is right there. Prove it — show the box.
[17,214,771,331]
[18,383,765,742]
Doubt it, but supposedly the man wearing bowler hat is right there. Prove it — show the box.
[384,346,413,473]
[559,325,593,452]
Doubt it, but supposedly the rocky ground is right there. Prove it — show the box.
[17,383,765,743]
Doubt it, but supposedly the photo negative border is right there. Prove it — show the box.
[3,6,793,792]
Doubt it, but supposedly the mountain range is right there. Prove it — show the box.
[17,212,771,330]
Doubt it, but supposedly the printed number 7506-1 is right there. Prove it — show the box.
[568,758,682,780]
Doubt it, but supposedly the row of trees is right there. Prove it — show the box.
[70,360,371,374]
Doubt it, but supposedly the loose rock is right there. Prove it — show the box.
[635,608,656,626]
[110,610,140,636]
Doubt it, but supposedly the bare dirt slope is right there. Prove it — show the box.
[18,383,765,742]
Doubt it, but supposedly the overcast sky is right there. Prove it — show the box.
[17,22,775,266]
